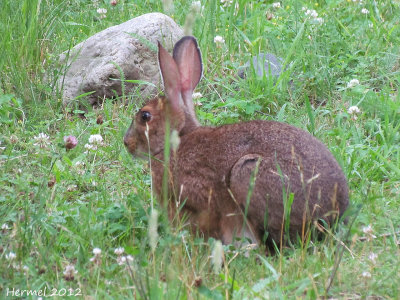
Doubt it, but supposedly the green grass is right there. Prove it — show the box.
[1,0,400,298]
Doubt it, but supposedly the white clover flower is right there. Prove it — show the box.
[63,265,77,275]
[97,8,107,14]
[114,247,124,255]
[348,105,361,120]
[311,10,318,18]
[362,224,373,234]
[88,134,103,144]
[6,252,16,260]
[36,132,49,139]
[362,271,371,278]
[305,9,318,18]
[93,248,102,255]
[116,254,133,266]
[85,134,104,152]
[192,92,203,106]
[22,265,29,273]
[368,252,378,264]
[347,78,360,88]
[84,143,95,151]
[192,92,203,99]
[33,132,50,149]
[214,35,225,45]
[1,223,10,230]
[303,8,322,24]
[90,247,102,263]
[348,106,361,115]
[361,8,369,14]
[272,2,281,8]
[63,264,78,280]
[117,255,127,265]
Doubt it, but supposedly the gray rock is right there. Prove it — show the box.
[238,53,283,79]
[57,12,183,107]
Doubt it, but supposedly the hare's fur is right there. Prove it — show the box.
[124,36,349,247]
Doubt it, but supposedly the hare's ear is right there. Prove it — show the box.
[173,36,202,123]
[158,41,184,113]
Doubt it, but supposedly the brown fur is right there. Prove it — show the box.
[124,36,349,248]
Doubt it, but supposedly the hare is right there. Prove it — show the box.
[124,36,349,248]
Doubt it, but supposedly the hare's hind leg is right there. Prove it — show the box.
[225,153,271,247]
[229,154,285,245]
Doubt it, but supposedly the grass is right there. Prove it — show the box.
[1,0,400,298]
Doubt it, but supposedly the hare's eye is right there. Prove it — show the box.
[141,111,152,122]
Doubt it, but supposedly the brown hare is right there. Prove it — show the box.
[124,36,349,249]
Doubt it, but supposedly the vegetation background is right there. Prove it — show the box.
[1,0,399,298]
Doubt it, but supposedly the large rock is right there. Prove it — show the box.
[58,13,183,107]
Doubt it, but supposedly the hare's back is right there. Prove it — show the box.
[192,120,342,165]
[182,120,346,180]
